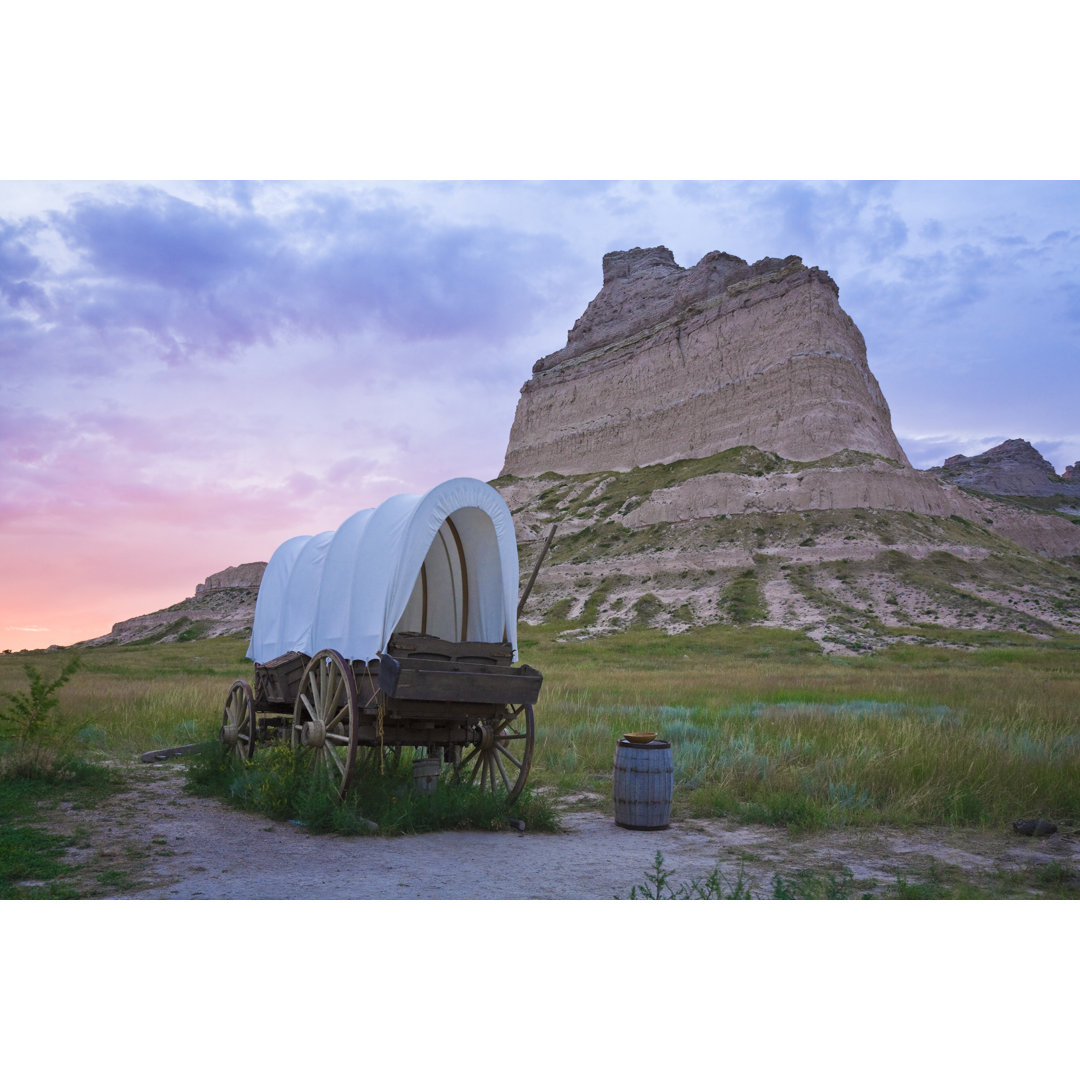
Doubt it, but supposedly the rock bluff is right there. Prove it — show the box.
[933,439,1080,498]
[194,562,266,595]
[502,247,908,477]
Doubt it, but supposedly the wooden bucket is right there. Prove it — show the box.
[613,738,673,830]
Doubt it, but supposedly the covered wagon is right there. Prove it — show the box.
[220,477,541,802]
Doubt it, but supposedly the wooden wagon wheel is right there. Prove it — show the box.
[290,650,359,798]
[220,680,257,763]
[456,703,534,804]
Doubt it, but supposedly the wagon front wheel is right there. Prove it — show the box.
[221,680,257,763]
[291,650,359,798]
[457,703,534,804]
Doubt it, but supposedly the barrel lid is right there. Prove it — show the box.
[616,738,670,749]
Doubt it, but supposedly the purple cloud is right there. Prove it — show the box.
[0,186,579,377]
[54,189,277,292]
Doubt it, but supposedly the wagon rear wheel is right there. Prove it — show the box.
[221,680,257,763]
[456,703,534,804]
[291,650,359,798]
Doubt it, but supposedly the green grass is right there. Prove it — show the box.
[0,751,122,898]
[4,625,1079,837]
[0,638,255,757]
[620,849,1080,899]
[517,623,1080,828]
[185,742,560,836]
[721,569,768,625]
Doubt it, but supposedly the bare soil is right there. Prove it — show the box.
[37,761,1080,899]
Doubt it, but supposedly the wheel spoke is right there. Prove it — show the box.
[494,741,523,770]
[298,691,315,722]
[324,673,344,719]
[493,748,511,791]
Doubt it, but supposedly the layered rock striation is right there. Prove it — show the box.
[502,247,909,477]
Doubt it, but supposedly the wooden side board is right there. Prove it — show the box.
[378,653,542,705]
[253,651,309,709]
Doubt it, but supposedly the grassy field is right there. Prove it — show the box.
[2,624,1079,833]
[522,622,1080,827]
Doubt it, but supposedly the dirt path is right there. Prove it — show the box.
[41,761,1078,899]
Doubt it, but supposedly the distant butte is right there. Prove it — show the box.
[933,439,1080,497]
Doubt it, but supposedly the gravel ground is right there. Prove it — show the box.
[42,761,1080,899]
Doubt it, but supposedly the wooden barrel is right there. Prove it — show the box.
[613,739,673,830]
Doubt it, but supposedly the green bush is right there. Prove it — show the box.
[0,656,81,747]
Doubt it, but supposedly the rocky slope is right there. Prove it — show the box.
[78,563,265,647]
[503,247,908,477]
[498,451,1080,654]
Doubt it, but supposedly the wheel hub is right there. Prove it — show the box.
[301,719,326,748]
[220,723,239,747]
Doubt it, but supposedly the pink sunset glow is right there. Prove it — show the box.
[3,180,1079,652]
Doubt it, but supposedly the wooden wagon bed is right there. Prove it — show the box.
[223,632,541,801]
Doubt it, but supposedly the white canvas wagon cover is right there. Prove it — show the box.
[247,477,520,665]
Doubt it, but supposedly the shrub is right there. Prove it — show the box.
[0,656,82,749]
[619,850,753,899]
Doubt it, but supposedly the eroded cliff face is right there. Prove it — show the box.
[502,247,909,477]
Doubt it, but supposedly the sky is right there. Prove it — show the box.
[2,5,1079,653]
[3,178,1077,652]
